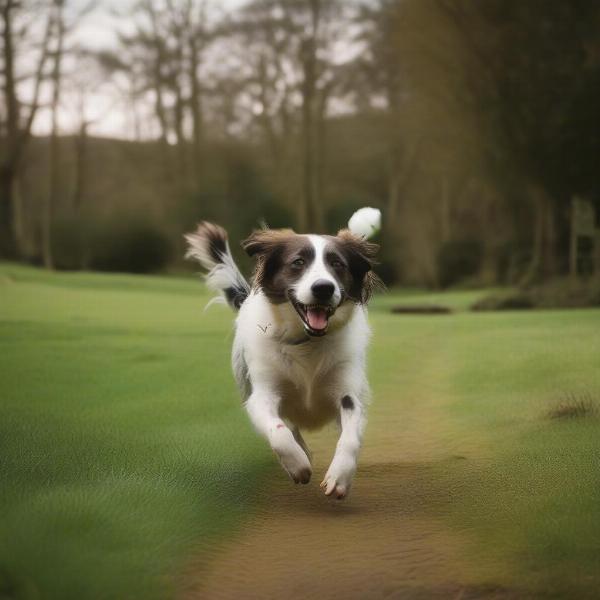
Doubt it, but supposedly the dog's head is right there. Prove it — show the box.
[242,228,379,337]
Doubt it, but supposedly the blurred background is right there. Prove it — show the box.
[1,0,599,290]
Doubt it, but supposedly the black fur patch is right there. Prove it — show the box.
[205,228,228,263]
[225,286,247,309]
[341,395,354,410]
[326,231,380,304]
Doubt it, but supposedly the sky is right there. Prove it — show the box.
[32,0,248,139]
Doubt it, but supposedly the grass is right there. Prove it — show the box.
[1,263,599,598]
[368,303,600,597]
[0,263,272,599]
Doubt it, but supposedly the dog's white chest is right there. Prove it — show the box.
[269,343,342,429]
[234,292,370,429]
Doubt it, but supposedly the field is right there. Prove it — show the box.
[1,263,599,599]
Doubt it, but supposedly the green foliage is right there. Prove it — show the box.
[50,210,173,275]
[472,277,600,310]
[180,147,294,253]
[436,238,483,288]
[89,215,173,274]
[51,216,89,270]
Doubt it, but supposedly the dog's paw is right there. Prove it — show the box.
[320,456,356,499]
[270,427,312,484]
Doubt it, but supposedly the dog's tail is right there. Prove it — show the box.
[184,222,250,310]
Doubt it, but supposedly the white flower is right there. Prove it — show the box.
[348,207,381,239]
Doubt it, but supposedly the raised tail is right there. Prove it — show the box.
[184,222,250,310]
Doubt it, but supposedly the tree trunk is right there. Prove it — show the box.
[542,200,557,278]
[440,175,451,243]
[1,2,52,259]
[1,1,19,259]
[72,121,90,268]
[12,172,24,251]
[173,85,189,195]
[522,182,557,284]
[300,64,314,232]
[44,0,65,270]
[522,186,543,285]
[386,155,400,232]
[146,1,172,173]
[72,122,88,212]
[299,0,322,233]
[189,34,203,184]
[0,166,17,258]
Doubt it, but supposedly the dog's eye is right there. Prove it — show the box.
[331,259,344,270]
[292,258,305,267]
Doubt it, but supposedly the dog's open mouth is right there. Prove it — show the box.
[290,295,335,337]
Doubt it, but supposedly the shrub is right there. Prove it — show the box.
[51,216,89,270]
[471,293,535,311]
[472,277,600,311]
[436,238,483,288]
[89,217,172,274]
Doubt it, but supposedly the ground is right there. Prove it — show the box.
[1,263,599,599]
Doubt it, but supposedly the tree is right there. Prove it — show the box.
[43,0,66,269]
[109,0,213,194]
[437,0,600,281]
[0,0,52,258]
[224,0,349,231]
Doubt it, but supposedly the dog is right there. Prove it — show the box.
[185,221,380,499]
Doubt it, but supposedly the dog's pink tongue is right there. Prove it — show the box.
[306,307,328,331]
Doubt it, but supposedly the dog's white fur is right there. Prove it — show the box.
[188,231,372,499]
[293,235,343,307]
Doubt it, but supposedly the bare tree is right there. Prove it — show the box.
[42,0,66,268]
[0,0,53,258]
[108,0,213,196]
[225,0,348,231]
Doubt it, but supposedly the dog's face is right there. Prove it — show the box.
[243,229,378,337]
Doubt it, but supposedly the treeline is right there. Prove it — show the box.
[1,0,599,286]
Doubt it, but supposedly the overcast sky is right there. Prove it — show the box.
[33,0,248,138]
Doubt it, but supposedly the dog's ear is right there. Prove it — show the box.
[241,228,295,258]
[335,229,379,273]
[335,229,382,303]
[241,228,297,295]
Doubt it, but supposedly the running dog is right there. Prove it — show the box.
[185,219,380,499]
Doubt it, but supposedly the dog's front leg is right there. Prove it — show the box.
[321,392,366,499]
[245,382,312,484]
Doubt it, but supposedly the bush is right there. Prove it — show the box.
[436,238,483,288]
[89,217,172,274]
[472,277,600,311]
[471,292,535,311]
[51,216,89,270]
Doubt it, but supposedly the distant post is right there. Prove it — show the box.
[570,197,597,278]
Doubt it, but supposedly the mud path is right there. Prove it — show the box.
[180,350,517,600]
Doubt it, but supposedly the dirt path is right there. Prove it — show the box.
[180,364,516,600]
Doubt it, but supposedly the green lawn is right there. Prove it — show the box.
[1,263,599,599]
[369,302,600,597]
[0,264,271,599]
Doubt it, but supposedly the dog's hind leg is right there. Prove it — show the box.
[292,426,312,463]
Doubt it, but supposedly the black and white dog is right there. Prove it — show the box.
[185,214,380,499]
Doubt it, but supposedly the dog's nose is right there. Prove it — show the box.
[311,279,335,301]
